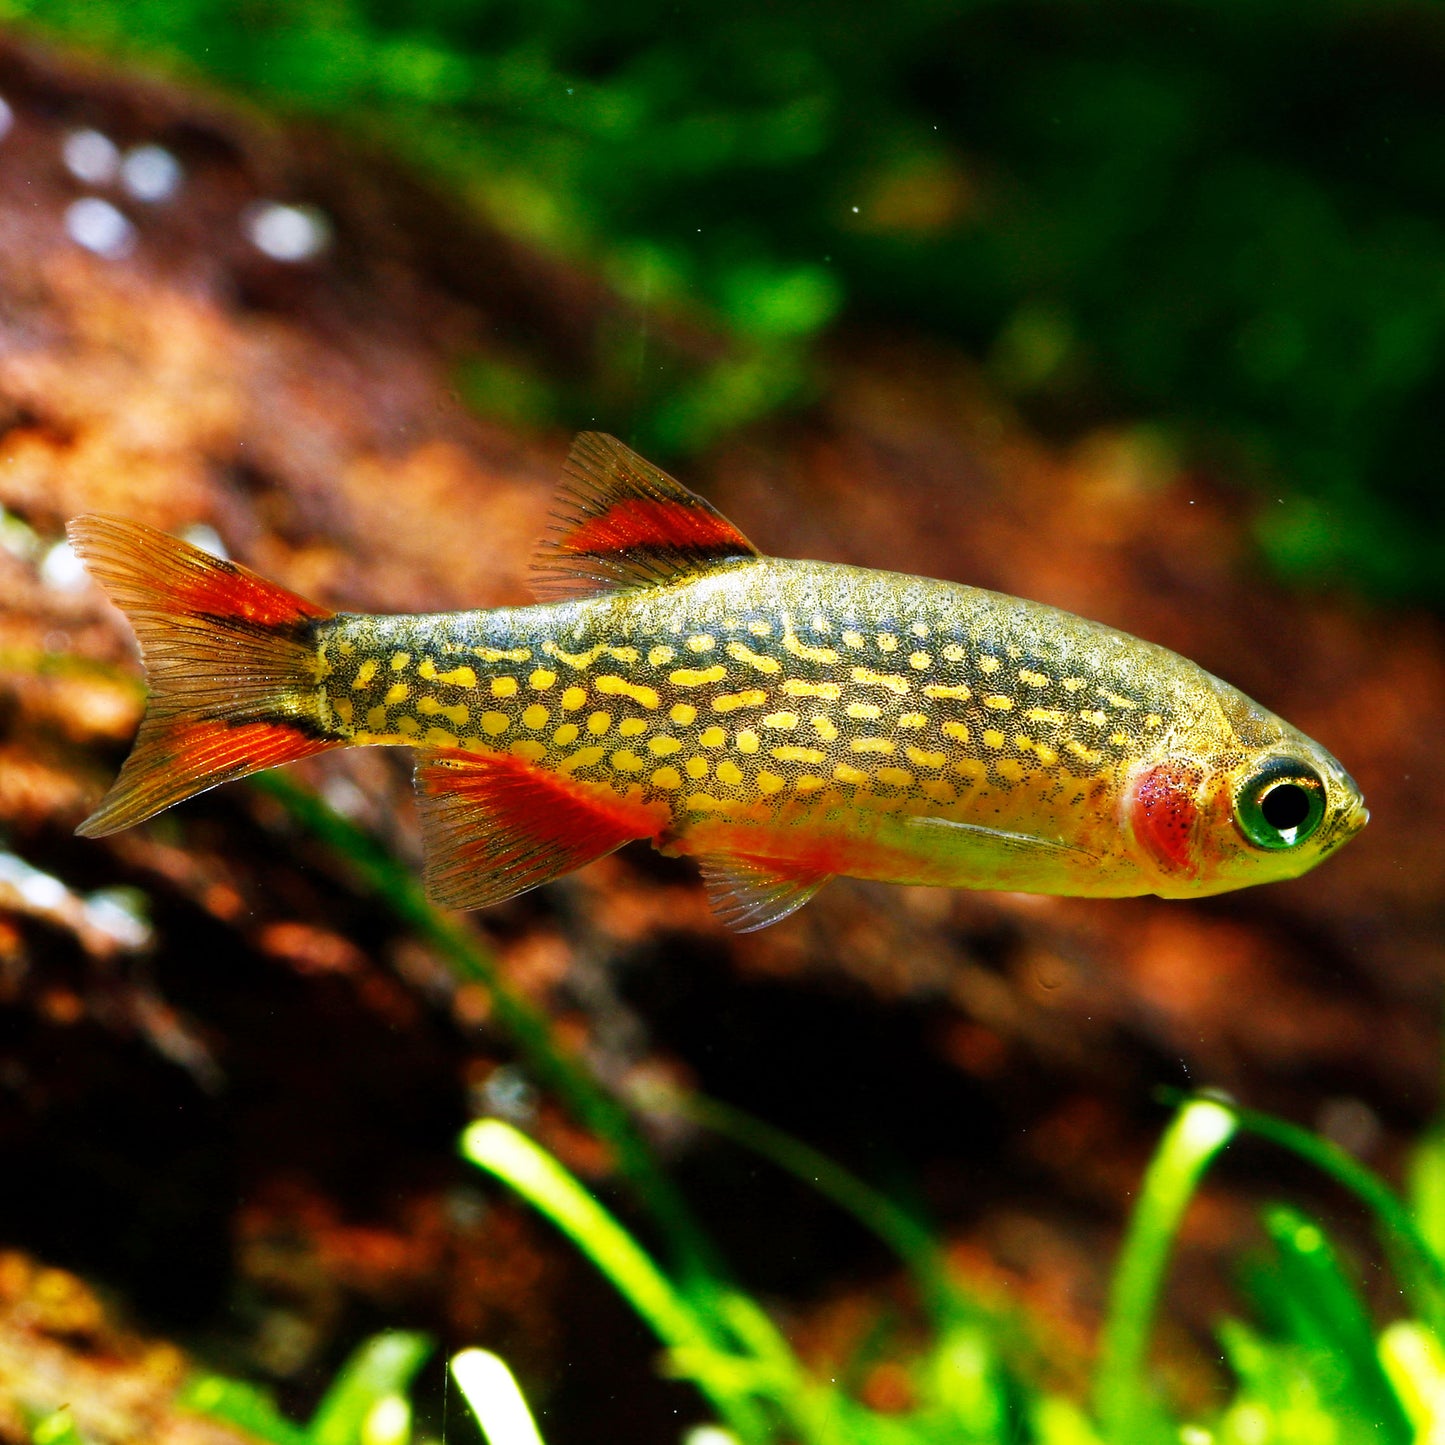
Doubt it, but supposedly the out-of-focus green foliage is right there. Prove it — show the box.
[8,0,1445,601]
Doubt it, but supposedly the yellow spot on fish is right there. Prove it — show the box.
[842,630,865,649]
[1062,677,1086,692]
[605,645,639,664]
[713,689,766,712]
[687,633,716,652]
[556,745,604,773]
[1019,669,1050,687]
[422,661,478,687]
[762,711,800,730]
[795,775,826,794]
[1036,743,1059,765]
[983,695,1014,711]
[596,675,660,709]
[553,722,579,746]
[338,640,355,656]
[781,679,840,699]
[670,702,697,726]
[619,718,647,738]
[812,716,839,741]
[735,730,760,754]
[978,656,1000,674]
[942,720,970,743]
[396,715,419,736]
[522,704,549,729]
[587,712,612,735]
[420,698,470,727]
[491,677,518,698]
[942,643,966,662]
[898,712,927,729]
[353,659,378,689]
[877,633,898,651]
[851,667,910,694]
[773,745,826,764]
[911,621,929,638]
[647,645,675,666]
[983,728,1006,749]
[529,669,556,691]
[1110,731,1129,746]
[906,747,946,768]
[909,651,931,670]
[383,680,408,705]
[700,726,726,747]
[366,705,387,730]
[1103,692,1136,710]
[1145,713,1163,728]
[955,758,986,782]
[726,640,781,674]
[390,652,411,671]
[922,779,956,803]
[781,626,838,664]
[1080,709,1108,727]
[649,735,682,756]
[848,701,882,720]
[1066,739,1103,763]
[877,767,914,788]
[995,759,1024,782]
[1026,707,1068,725]
[543,641,603,669]
[756,770,786,794]
[748,620,772,637]
[670,666,727,687]
[561,686,587,710]
[834,763,870,786]
[333,698,354,724]
[476,646,533,664]
[510,738,546,762]
[924,684,972,701]
[612,749,645,772]
[685,756,709,779]
[852,737,895,755]
[651,766,682,790]
[716,760,744,786]
[482,711,510,736]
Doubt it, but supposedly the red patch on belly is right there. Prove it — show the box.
[1128,762,1203,877]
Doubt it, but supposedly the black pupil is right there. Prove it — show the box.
[1261,782,1312,833]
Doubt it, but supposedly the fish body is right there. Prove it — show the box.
[69,433,1367,929]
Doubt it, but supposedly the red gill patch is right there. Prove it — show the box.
[1128,761,1204,877]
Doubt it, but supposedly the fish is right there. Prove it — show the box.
[67,431,1368,930]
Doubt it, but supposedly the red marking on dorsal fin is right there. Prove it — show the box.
[67,515,338,836]
[414,749,661,911]
[531,432,761,600]
[697,854,832,932]
[1128,761,1204,877]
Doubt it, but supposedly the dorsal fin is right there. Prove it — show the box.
[531,432,761,600]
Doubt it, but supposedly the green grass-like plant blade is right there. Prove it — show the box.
[307,1331,432,1445]
[179,1374,312,1445]
[1093,1098,1237,1444]
[1259,1205,1412,1441]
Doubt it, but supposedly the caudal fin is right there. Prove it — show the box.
[68,516,339,836]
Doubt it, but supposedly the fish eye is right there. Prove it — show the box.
[1235,758,1327,850]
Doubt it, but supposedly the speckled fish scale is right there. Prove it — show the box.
[67,433,1368,930]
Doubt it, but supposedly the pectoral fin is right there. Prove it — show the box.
[698,855,832,932]
[905,815,1095,862]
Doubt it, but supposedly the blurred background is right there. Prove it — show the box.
[0,3,1443,1442]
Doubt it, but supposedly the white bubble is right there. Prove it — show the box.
[62,128,120,185]
[65,197,136,259]
[180,522,228,559]
[243,201,331,262]
[121,144,183,203]
[83,889,153,950]
[0,96,13,142]
[0,852,67,911]
[40,539,90,591]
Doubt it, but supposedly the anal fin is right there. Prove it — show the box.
[414,750,657,912]
[698,855,832,933]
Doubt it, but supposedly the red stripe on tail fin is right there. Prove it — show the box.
[68,516,339,836]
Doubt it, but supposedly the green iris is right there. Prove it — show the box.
[1235,759,1327,850]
